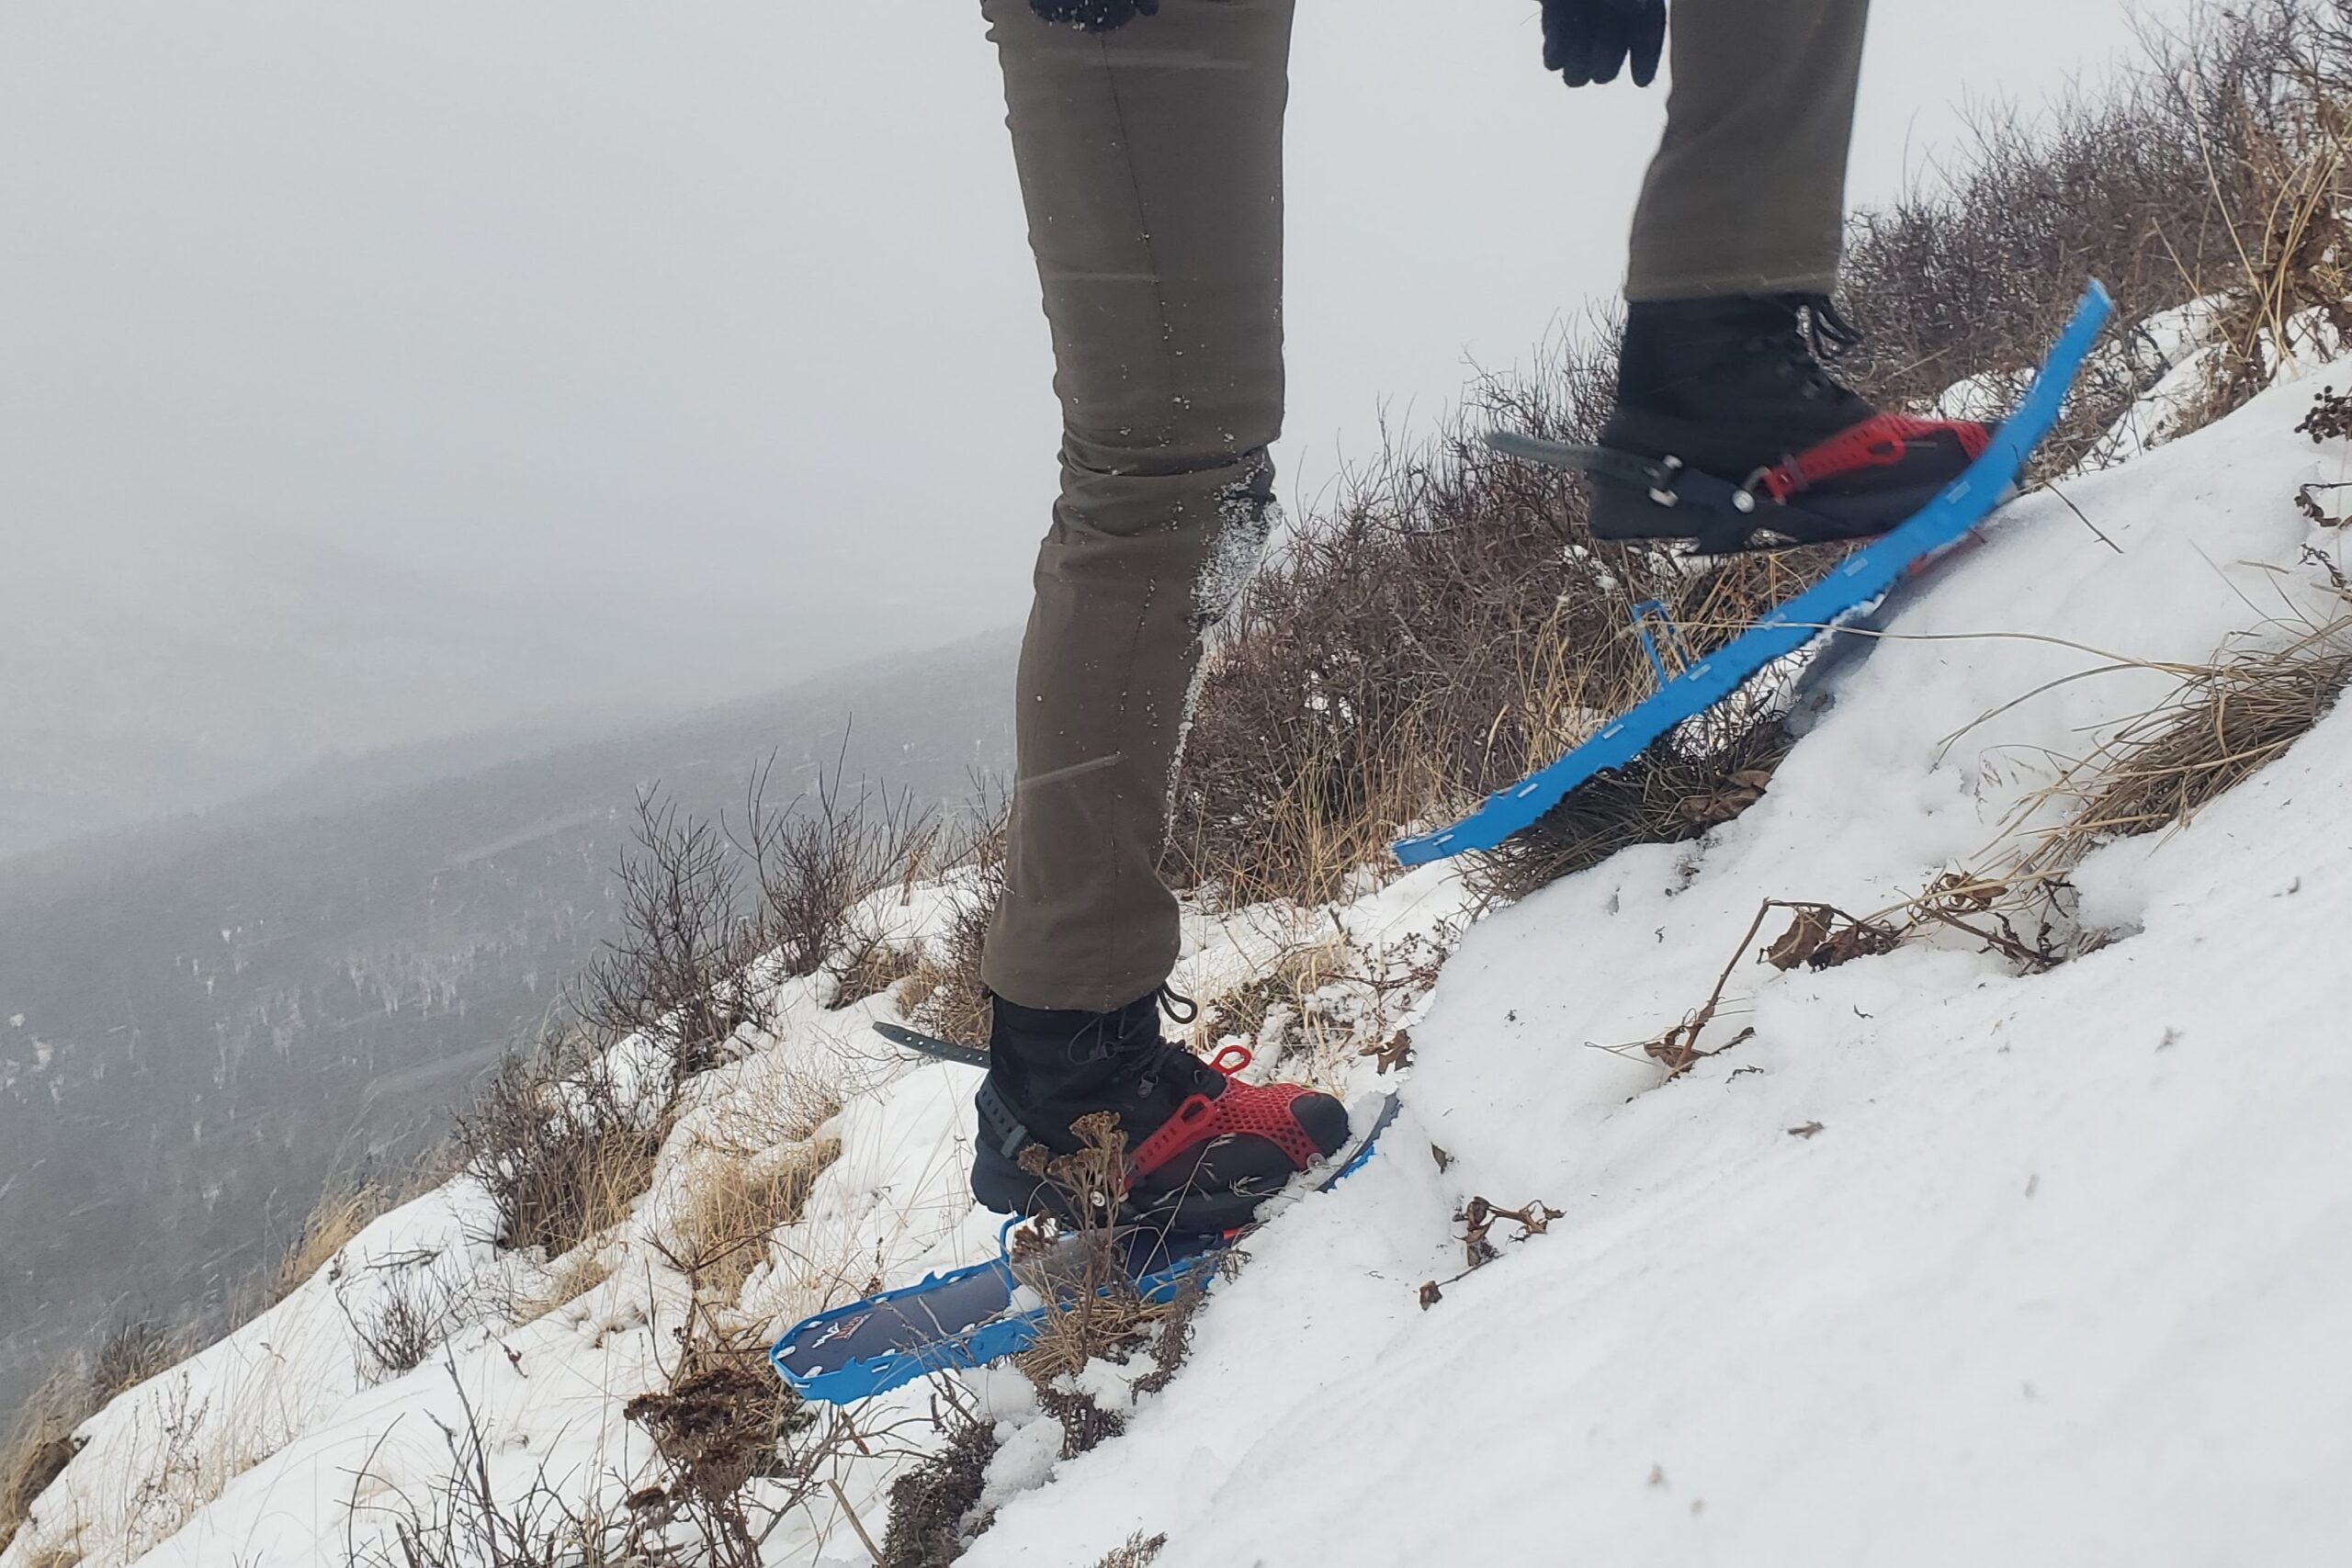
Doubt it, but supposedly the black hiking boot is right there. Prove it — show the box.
[970,989,1351,1236]
[1592,293,1993,552]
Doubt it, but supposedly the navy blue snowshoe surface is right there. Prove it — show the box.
[1394,281,2112,866]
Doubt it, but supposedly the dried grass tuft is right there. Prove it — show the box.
[1,1366,92,1553]
[1091,1533,1170,1568]
[274,1180,390,1303]
[2027,622,2352,871]
[660,1136,845,1308]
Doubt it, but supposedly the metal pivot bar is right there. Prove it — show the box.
[1630,598,1695,688]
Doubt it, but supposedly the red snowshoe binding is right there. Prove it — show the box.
[1497,293,1994,555]
[970,989,1351,1236]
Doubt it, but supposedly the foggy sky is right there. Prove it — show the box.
[2,0,2196,675]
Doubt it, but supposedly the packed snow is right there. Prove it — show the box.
[8,360,2352,1567]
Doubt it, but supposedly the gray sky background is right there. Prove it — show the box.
[2,0,2199,685]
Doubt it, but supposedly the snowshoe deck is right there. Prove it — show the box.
[1394,280,2111,867]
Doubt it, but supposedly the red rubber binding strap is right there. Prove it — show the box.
[1756,413,1993,503]
[1129,1078,1329,1179]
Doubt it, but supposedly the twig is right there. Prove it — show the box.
[828,1478,885,1566]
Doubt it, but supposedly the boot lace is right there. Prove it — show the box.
[1766,293,1865,401]
[1127,986,1202,1098]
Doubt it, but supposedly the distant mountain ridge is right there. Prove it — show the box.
[0,519,881,858]
[0,626,1016,1418]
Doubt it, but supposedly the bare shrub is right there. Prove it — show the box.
[1841,0,2352,466]
[339,1268,473,1386]
[451,1032,662,1257]
[352,1344,870,1568]
[578,791,765,1090]
[831,938,923,1010]
[1167,323,1842,908]
[879,1414,999,1568]
[738,747,937,986]
[346,1366,621,1568]
[901,784,1012,1048]
[1167,5,2352,908]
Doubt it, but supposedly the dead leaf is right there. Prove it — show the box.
[1365,1027,1414,1074]
[1787,1121,1826,1139]
[1418,1280,1444,1310]
[1765,905,1834,970]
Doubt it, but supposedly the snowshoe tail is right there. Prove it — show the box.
[873,1021,989,1070]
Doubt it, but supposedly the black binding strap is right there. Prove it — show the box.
[973,1078,1032,1160]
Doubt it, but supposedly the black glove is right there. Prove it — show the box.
[1029,0,1159,31]
[1542,0,1666,88]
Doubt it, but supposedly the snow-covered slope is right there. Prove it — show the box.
[9,366,2352,1568]
[955,371,2352,1568]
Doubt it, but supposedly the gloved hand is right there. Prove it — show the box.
[1029,0,1159,31]
[1541,0,1667,88]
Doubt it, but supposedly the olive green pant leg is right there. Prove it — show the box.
[1626,0,1871,300]
[978,0,1295,1012]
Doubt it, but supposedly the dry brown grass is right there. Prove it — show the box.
[1165,341,1832,909]
[1,1366,92,1553]
[1091,1534,1169,1568]
[273,1179,391,1303]
[509,1247,622,1328]
[900,886,996,1049]
[660,1137,845,1308]
[2023,617,2352,873]
[830,937,922,1010]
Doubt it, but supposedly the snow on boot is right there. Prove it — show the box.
[1588,293,1993,553]
[970,989,1351,1236]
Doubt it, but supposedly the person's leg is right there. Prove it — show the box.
[1624,0,1870,300]
[1598,0,1986,549]
[978,0,1295,1014]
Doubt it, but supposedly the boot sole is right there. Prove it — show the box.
[1588,468,1951,554]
